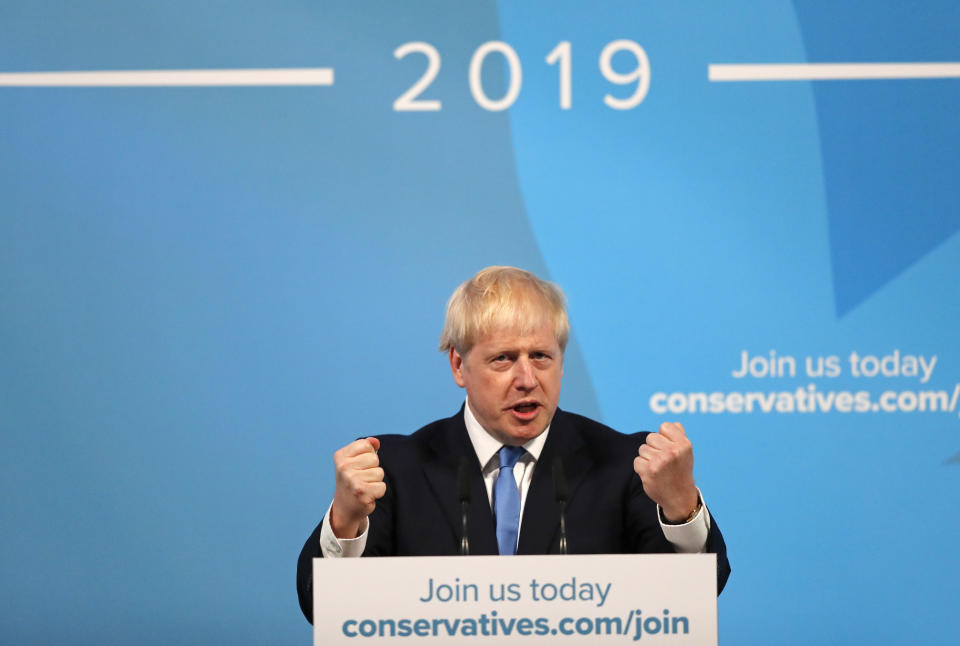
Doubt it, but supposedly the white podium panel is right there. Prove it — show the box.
[313,554,717,645]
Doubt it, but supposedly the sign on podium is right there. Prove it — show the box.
[313,553,717,644]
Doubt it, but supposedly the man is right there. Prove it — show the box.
[297,266,730,623]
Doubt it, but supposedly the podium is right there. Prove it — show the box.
[313,554,717,644]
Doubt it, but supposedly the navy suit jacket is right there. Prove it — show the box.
[297,408,731,623]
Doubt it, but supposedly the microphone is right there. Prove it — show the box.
[457,456,471,556]
[552,458,568,555]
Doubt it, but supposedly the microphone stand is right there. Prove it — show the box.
[458,456,471,556]
[553,458,568,555]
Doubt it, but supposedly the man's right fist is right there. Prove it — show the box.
[329,437,386,539]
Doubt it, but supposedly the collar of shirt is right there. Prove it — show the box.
[462,397,550,519]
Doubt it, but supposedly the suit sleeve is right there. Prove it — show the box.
[295,516,325,624]
[704,511,731,594]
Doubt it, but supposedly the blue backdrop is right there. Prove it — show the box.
[2,2,958,644]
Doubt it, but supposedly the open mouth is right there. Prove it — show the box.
[511,402,539,416]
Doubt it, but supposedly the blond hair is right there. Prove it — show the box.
[438,266,569,355]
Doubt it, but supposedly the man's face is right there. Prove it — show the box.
[449,324,563,446]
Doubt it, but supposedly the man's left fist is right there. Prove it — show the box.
[633,422,699,523]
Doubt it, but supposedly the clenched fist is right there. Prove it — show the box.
[633,422,699,523]
[329,437,386,539]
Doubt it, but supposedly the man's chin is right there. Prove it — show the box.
[495,416,550,445]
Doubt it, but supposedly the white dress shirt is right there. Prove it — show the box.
[319,401,710,557]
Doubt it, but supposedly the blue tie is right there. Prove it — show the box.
[494,445,525,555]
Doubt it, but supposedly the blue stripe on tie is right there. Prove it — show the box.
[494,445,525,555]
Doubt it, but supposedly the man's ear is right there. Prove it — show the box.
[449,348,467,388]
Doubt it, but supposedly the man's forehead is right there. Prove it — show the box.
[471,323,560,351]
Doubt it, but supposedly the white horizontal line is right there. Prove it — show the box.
[0,68,334,87]
[709,62,960,82]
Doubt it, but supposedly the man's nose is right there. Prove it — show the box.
[513,357,538,390]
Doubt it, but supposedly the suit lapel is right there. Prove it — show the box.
[421,412,499,555]
[517,410,594,555]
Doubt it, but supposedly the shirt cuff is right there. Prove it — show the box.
[658,488,711,554]
[319,503,369,558]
